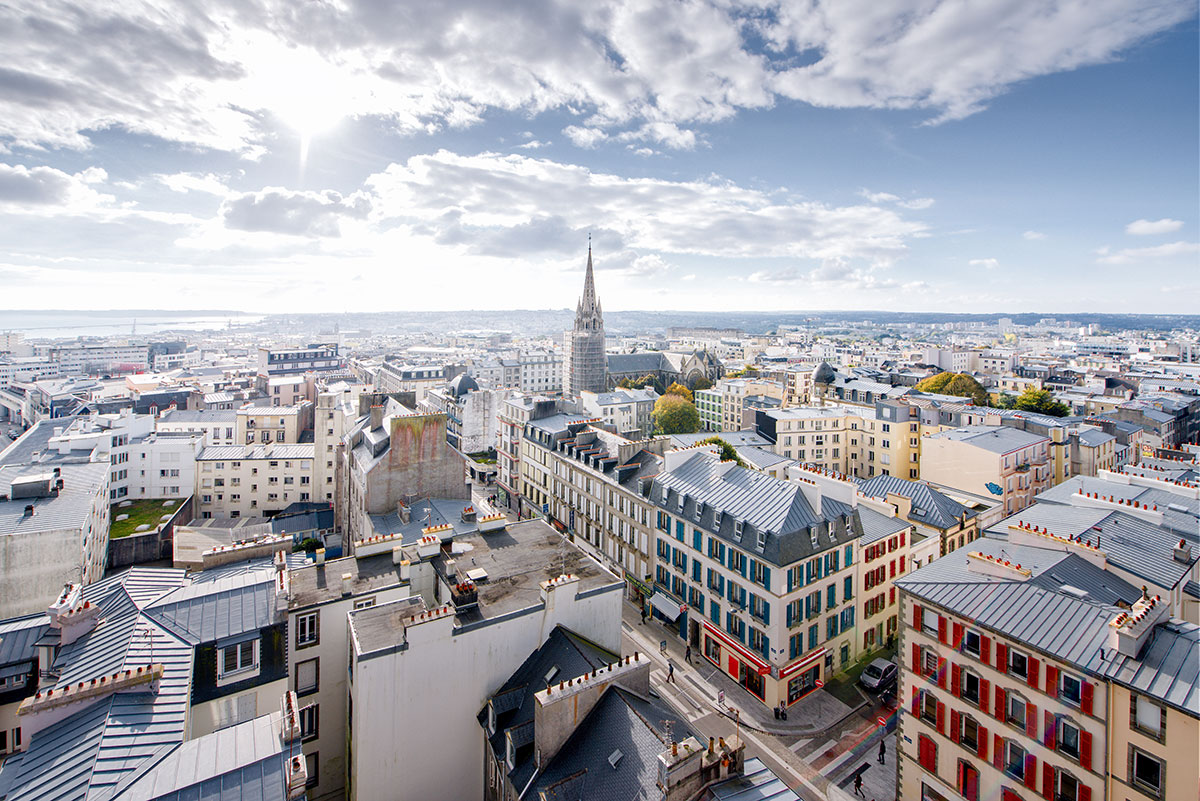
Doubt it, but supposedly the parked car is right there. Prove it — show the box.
[859,658,898,692]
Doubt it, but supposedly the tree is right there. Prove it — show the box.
[698,436,746,467]
[665,382,693,402]
[652,394,701,434]
[991,392,1017,409]
[690,375,714,391]
[914,372,988,406]
[728,366,760,378]
[1012,387,1070,417]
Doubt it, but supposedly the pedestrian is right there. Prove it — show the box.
[684,644,692,663]
[667,663,675,683]
[641,604,647,624]
[854,774,865,798]
[878,739,886,764]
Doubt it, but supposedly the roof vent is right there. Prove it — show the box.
[608,749,624,769]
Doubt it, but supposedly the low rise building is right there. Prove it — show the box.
[195,443,316,518]
[579,387,658,439]
[235,403,311,446]
[921,426,1053,517]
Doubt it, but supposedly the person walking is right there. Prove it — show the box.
[878,739,886,765]
[641,604,648,625]
[854,774,865,797]
[684,644,692,664]
[667,663,675,683]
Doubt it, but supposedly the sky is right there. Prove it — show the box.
[0,0,1196,314]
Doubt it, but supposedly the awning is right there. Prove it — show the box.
[701,620,769,672]
[780,647,828,678]
[648,592,683,621]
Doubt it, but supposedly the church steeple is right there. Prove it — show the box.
[575,241,603,332]
[565,240,607,395]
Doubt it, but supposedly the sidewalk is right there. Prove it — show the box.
[620,602,863,737]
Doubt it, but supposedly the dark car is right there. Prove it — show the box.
[859,658,898,692]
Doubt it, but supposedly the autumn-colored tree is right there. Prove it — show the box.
[915,372,988,405]
[698,436,746,467]
[665,382,693,402]
[652,394,701,434]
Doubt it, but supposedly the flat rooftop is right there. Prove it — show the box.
[288,551,408,609]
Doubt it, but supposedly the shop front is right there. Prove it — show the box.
[700,621,770,704]
[624,572,652,606]
[781,647,826,706]
[647,591,687,639]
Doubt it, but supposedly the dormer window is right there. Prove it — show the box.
[756,530,768,550]
[694,502,704,521]
[676,495,685,513]
[713,510,724,527]
[487,701,496,735]
[660,487,669,502]
[733,520,744,540]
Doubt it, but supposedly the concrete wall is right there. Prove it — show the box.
[364,414,468,515]
[349,580,622,801]
[187,677,289,739]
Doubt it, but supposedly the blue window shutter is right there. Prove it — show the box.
[740,558,748,579]
[763,601,770,625]
[761,635,770,660]
[763,566,771,589]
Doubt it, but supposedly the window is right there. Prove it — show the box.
[963,629,981,657]
[922,608,939,636]
[1056,718,1080,759]
[960,715,979,750]
[1005,741,1026,781]
[920,691,938,725]
[1007,694,1026,729]
[299,703,318,741]
[1060,673,1081,705]
[305,752,319,788]
[1008,649,1028,679]
[219,639,258,679]
[1130,747,1163,796]
[961,670,980,704]
[296,658,319,695]
[1056,770,1079,801]
[917,733,937,773]
[1133,695,1164,738]
[958,760,980,801]
[296,612,319,647]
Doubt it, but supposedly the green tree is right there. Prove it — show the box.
[728,366,760,378]
[652,394,701,434]
[1012,387,1070,417]
[617,378,632,389]
[690,375,714,391]
[915,372,988,405]
[991,392,1017,409]
[697,436,746,467]
[665,382,693,402]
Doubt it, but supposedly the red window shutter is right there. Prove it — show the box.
[1025,702,1037,738]
[957,761,964,795]
[996,642,1008,673]
[1045,665,1059,697]
[1042,762,1055,801]
[936,701,945,735]
[900,555,906,572]
[994,686,1006,722]
[992,734,1003,771]
[951,663,962,697]
[1023,755,1037,790]
[976,725,988,760]
[1044,710,1056,749]
[912,603,922,629]
[890,560,897,578]
[1079,784,1092,801]
[912,687,920,717]
[1080,730,1092,770]
[952,622,964,650]
[979,679,990,715]
[901,530,906,546]
[1027,656,1040,688]
[938,616,948,644]
[950,709,960,743]
[1080,680,1094,715]
[912,643,922,673]
[890,587,896,605]
[980,636,991,664]
[938,658,947,689]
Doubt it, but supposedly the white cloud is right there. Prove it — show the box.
[0,1,1189,154]
[515,140,549,150]
[1126,218,1184,235]
[0,162,113,211]
[366,150,928,266]
[221,187,371,237]
[968,258,999,269]
[158,172,231,196]
[1096,241,1199,264]
[858,190,932,209]
[897,197,934,210]
[859,190,899,203]
[1023,230,1047,240]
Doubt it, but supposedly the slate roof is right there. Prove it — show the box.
[652,452,858,568]
[857,507,912,546]
[483,627,618,792]
[606,352,669,375]
[1034,475,1200,538]
[857,474,976,531]
[0,614,50,668]
[669,431,771,449]
[146,571,279,644]
[531,687,692,801]
[0,462,108,537]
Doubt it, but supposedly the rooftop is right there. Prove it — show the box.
[288,551,407,609]
[197,443,314,461]
[928,424,1049,453]
[0,462,108,537]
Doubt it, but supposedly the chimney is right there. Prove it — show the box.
[341,573,353,596]
[1174,539,1193,563]
[23,504,34,518]
[392,545,405,565]
[1108,594,1169,657]
[533,655,651,767]
[370,405,384,431]
[315,547,325,566]
[399,558,411,582]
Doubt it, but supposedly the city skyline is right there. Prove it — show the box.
[0,1,1196,314]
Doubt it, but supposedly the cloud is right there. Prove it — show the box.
[1126,218,1184,235]
[366,150,928,266]
[968,258,999,269]
[0,162,112,209]
[859,190,932,209]
[0,1,1190,154]
[221,188,371,237]
[158,172,230,196]
[515,140,549,150]
[1023,230,1047,240]
[1096,241,1199,265]
[860,190,899,203]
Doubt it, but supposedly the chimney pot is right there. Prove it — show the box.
[672,742,678,756]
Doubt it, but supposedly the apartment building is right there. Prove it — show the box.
[647,447,865,708]
[921,426,1052,516]
[718,378,784,432]
[759,404,923,480]
[0,462,110,617]
[579,387,657,439]
[346,519,622,801]
[156,408,237,446]
[695,386,722,431]
[858,474,982,558]
[495,393,562,513]
[256,343,343,378]
[519,416,667,602]
[375,361,446,402]
[195,443,316,518]
[48,343,149,375]
[235,403,311,445]
[422,375,506,454]
[896,533,1198,801]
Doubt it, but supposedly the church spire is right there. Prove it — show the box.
[581,239,598,312]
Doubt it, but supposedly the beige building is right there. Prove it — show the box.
[763,404,924,480]
[896,534,1198,801]
[235,403,311,446]
[718,378,784,432]
[195,443,316,518]
[921,426,1052,517]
